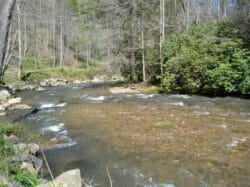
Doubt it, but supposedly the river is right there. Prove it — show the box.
[7,82,250,187]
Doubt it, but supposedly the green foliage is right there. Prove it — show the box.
[13,170,39,187]
[162,20,250,95]
[0,185,8,187]
[0,122,23,136]
[21,67,104,84]
[23,55,49,70]
[67,0,79,12]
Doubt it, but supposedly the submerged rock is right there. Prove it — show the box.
[44,136,71,148]
[35,87,47,92]
[38,169,82,187]
[109,87,139,94]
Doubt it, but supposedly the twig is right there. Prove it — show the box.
[82,177,99,187]
[106,166,114,187]
[41,146,54,180]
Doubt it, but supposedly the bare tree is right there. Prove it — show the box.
[17,1,23,80]
[0,0,16,80]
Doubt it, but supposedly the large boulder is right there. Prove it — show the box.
[37,169,82,187]
[0,89,11,101]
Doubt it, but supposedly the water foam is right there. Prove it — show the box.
[166,102,185,106]
[40,103,67,109]
[43,123,64,132]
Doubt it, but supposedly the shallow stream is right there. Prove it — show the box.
[8,82,250,187]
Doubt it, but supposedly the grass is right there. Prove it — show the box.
[22,56,49,70]
[0,122,39,187]
[3,54,105,85]
[4,67,105,85]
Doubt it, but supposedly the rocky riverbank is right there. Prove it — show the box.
[0,74,124,116]
[0,131,82,187]
[0,77,99,186]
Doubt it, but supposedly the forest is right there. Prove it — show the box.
[0,1,250,187]
[0,0,249,95]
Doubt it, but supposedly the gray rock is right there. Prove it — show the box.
[0,111,6,115]
[14,154,43,174]
[0,104,5,111]
[39,179,49,185]
[73,80,82,84]
[13,143,28,154]
[40,81,48,87]
[37,169,82,187]
[21,162,37,174]
[35,87,47,92]
[5,134,19,144]
[2,97,22,108]
[0,174,22,187]
[44,136,70,149]
[28,143,40,155]
[28,155,43,173]
[0,90,11,101]
[9,104,32,110]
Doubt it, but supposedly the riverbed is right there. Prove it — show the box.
[8,82,250,187]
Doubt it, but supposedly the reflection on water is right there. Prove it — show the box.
[13,83,250,187]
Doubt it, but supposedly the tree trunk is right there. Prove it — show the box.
[23,0,27,58]
[141,0,146,83]
[17,2,23,80]
[0,0,16,80]
[160,0,165,78]
[52,0,56,67]
[3,21,12,75]
[60,1,64,68]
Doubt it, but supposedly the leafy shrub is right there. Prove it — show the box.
[162,20,250,95]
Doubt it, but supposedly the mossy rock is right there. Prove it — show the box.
[153,121,171,129]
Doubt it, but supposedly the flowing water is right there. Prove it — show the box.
[8,83,250,187]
